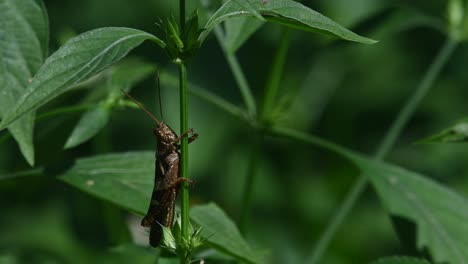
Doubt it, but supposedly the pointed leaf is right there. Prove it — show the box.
[369,256,432,264]
[200,0,376,44]
[60,152,154,214]
[359,159,468,264]
[0,27,164,130]
[190,203,264,264]
[272,127,468,264]
[421,118,468,143]
[0,0,49,165]
[64,105,110,149]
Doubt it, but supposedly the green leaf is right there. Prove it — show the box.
[369,256,431,264]
[421,118,468,143]
[233,0,264,21]
[0,0,49,165]
[224,17,264,53]
[360,159,468,264]
[200,0,376,44]
[272,126,468,264]
[0,27,164,131]
[0,168,43,181]
[64,105,110,149]
[60,151,154,215]
[190,203,264,264]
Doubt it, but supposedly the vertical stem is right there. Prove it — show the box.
[239,29,290,234]
[179,62,190,264]
[262,29,291,121]
[307,38,457,264]
[239,134,262,234]
[200,0,257,118]
[179,62,190,238]
[213,26,257,118]
[178,2,189,263]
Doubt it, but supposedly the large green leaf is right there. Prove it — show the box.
[60,151,154,215]
[0,0,49,165]
[0,27,164,131]
[369,256,431,264]
[64,105,110,149]
[190,203,264,264]
[200,0,376,44]
[360,159,468,264]
[272,126,468,264]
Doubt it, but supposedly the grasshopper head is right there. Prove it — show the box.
[153,123,177,145]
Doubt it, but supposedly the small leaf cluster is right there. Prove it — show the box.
[165,11,201,62]
[160,215,204,259]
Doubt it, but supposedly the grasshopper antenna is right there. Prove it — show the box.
[156,72,164,122]
[122,90,161,125]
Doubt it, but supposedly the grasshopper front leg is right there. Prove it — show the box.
[174,128,198,145]
[155,177,195,191]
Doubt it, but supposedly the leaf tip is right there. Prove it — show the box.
[25,154,35,167]
[63,138,76,150]
[0,122,7,131]
[360,37,378,44]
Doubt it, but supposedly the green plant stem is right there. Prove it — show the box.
[239,30,291,234]
[0,167,44,180]
[198,2,256,117]
[262,29,290,121]
[239,133,262,234]
[36,104,97,121]
[213,26,257,118]
[306,38,457,264]
[270,126,357,160]
[178,62,190,264]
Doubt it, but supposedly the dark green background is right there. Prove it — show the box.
[1,0,467,263]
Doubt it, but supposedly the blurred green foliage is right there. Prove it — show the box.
[1,0,468,263]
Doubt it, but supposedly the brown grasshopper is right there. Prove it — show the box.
[122,91,198,247]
